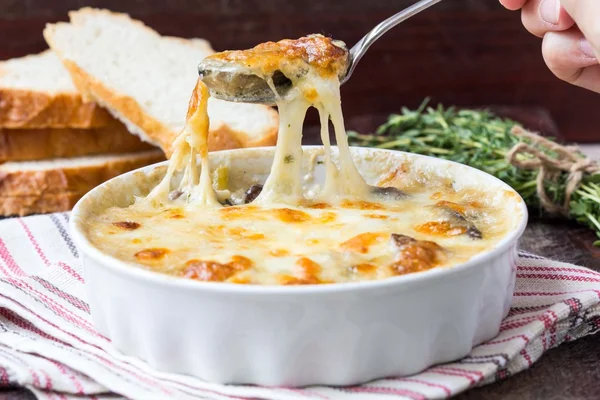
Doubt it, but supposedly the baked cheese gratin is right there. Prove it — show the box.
[83,34,517,285]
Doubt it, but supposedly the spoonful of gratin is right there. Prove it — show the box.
[198,0,443,104]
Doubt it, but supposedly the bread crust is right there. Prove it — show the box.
[0,192,84,216]
[0,119,155,162]
[0,87,116,129]
[0,151,164,197]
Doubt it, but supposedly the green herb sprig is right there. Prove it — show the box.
[348,99,600,245]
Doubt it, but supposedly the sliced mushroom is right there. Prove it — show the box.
[168,190,183,201]
[432,201,483,240]
[466,226,483,239]
[371,186,408,201]
[391,233,418,247]
[244,184,263,204]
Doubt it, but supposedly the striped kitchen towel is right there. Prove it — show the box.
[0,213,598,400]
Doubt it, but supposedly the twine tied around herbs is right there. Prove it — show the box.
[506,126,600,216]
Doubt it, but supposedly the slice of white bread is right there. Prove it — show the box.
[0,118,155,162]
[0,150,164,201]
[0,50,115,128]
[43,8,279,156]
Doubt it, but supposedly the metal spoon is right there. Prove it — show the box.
[198,0,444,104]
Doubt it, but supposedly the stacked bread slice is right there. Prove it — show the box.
[0,8,279,216]
[0,50,164,216]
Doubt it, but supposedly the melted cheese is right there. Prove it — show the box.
[86,188,513,285]
[256,72,370,204]
[84,34,518,286]
[145,80,220,208]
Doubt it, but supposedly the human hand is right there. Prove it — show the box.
[499,0,600,93]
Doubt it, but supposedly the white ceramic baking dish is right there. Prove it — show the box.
[70,146,528,387]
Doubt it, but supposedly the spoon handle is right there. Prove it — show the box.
[343,0,445,84]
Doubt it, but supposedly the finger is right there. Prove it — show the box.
[521,0,575,38]
[500,0,528,11]
[570,65,600,94]
[559,0,600,51]
[542,29,600,93]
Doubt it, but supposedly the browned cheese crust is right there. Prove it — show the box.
[207,34,349,78]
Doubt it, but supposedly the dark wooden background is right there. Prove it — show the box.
[1,0,599,142]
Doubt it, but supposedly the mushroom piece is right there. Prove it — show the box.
[168,190,183,201]
[433,201,483,240]
[371,186,408,201]
[243,184,263,204]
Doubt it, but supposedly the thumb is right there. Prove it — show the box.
[559,0,600,54]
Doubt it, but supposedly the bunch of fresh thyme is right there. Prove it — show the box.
[348,99,600,245]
